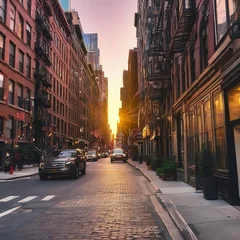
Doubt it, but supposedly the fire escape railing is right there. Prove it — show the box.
[169,0,196,53]
[146,0,171,83]
[35,90,51,108]
[36,12,53,41]
[43,0,52,16]
[35,39,52,66]
[34,65,52,88]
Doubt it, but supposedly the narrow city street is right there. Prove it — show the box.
[0,158,172,240]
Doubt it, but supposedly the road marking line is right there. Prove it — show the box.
[18,196,37,203]
[0,196,20,202]
[0,206,21,218]
[41,195,55,201]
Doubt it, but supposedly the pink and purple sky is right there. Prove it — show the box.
[71,0,137,135]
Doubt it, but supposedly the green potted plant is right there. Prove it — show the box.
[161,160,177,181]
[146,155,152,170]
[197,143,218,200]
[151,157,162,171]
[156,168,162,178]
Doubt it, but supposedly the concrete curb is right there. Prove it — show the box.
[0,172,38,180]
[127,160,152,183]
[127,160,198,240]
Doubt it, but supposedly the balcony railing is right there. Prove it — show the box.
[34,65,52,88]
[169,0,196,53]
[35,40,51,66]
[36,12,53,41]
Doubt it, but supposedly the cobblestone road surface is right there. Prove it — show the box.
[2,159,172,240]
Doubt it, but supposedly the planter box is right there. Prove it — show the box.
[162,173,177,181]
[203,177,218,200]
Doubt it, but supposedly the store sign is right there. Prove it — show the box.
[16,112,25,121]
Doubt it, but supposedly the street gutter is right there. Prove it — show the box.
[127,160,199,240]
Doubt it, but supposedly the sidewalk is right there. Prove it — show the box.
[128,159,240,240]
[0,166,38,180]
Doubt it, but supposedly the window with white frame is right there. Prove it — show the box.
[17,84,23,108]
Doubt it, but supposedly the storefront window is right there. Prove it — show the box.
[213,93,227,169]
[203,100,213,150]
[187,112,195,165]
[196,107,203,151]
[228,83,240,121]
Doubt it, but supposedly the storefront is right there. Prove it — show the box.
[142,125,150,156]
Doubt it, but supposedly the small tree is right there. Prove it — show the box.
[197,143,215,178]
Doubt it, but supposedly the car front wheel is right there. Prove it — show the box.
[72,166,79,179]
[39,174,47,180]
[81,165,86,175]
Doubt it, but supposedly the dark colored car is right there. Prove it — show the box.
[110,148,127,163]
[86,150,98,161]
[38,149,86,180]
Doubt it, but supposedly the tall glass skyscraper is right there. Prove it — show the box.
[59,0,71,11]
[83,33,100,70]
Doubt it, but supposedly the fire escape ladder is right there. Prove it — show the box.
[35,39,52,66]
[170,0,196,53]
[36,12,53,41]
[34,65,52,88]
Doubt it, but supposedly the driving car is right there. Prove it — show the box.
[110,148,128,163]
[38,149,86,180]
[86,150,98,161]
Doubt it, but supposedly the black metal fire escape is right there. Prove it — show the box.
[169,0,196,53]
[147,0,171,102]
[34,4,52,150]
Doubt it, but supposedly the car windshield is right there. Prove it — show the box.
[113,149,124,154]
[88,151,96,155]
[58,151,77,158]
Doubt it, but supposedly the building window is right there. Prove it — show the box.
[190,46,195,83]
[214,0,238,42]
[200,26,208,72]
[17,121,23,139]
[27,0,31,14]
[0,73,3,101]
[187,112,195,165]
[228,83,240,121]
[5,116,14,139]
[10,2,16,31]
[26,54,31,78]
[213,93,227,169]
[26,23,31,47]
[203,100,213,150]
[0,32,5,60]
[53,97,56,111]
[196,107,204,151]
[17,84,23,108]
[9,41,15,68]
[8,80,14,105]
[25,88,31,111]
[18,14,24,40]
[0,116,3,136]
[0,0,6,23]
[19,50,24,73]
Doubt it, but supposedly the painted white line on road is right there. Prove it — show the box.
[41,195,55,201]
[0,196,20,202]
[0,206,21,218]
[18,196,37,203]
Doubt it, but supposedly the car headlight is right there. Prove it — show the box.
[65,160,75,165]
[39,162,45,168]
